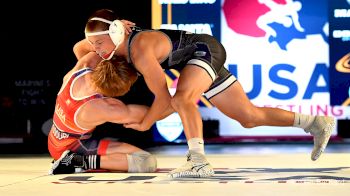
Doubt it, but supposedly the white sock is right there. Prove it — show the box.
[293,113,316,130]
[188,138,205,155]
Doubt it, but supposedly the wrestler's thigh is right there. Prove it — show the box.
[209,81,256,120]
[176,65,212,99]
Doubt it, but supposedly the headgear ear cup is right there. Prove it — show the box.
[109,20,125,47]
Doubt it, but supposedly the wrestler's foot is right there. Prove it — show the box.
[305,116,335,161]
[48,150,84,175]
[168,151,214,178]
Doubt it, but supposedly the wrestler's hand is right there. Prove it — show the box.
[124,122,149,132]
[121,19,135,35]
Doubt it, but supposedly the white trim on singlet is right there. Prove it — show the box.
[70,69,100,100]
[57,68,79,96]
[57,68,91,96]
[187,59,216,81]
[70,68,104,131]
[204,75,236,99]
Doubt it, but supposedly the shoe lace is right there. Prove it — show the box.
[61,154,74,166]
[186,151,206,163]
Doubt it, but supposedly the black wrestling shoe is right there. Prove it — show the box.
[48,150,84,175]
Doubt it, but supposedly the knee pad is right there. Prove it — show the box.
[127,151,157,173]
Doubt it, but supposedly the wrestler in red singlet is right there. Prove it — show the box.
[48,68,107,160]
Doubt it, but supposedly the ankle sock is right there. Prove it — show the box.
[83,155,101,170]
[293,113,316,130]
[71,154,101,169]
[188,138,205,155]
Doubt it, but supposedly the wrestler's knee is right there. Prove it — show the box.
[236,108,258,128]
[171,92,195,112]
[127,151,157,173]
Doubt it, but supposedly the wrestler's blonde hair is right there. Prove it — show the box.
[91,56,138,97]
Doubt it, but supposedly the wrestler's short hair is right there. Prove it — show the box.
[85,9,119,33]
[91,56,138,97]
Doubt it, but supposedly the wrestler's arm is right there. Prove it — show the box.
[73,39,94,60]
[124,48,172,131]
[105,99,149,124]
[86,98,149,126]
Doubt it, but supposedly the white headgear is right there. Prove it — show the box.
[85,17,125,49]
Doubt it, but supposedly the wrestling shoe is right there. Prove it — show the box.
[168,151,214,178]
[48,150,84,175]
[305,116,335,161]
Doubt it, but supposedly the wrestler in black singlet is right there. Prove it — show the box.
[127,28,237,99]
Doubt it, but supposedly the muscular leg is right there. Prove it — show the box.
[100,141,142,171]
[210,81,335,161]
[171,65,212,140]
[49,141,157,175]
[168,65,215,178]
[209,81,295,128]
